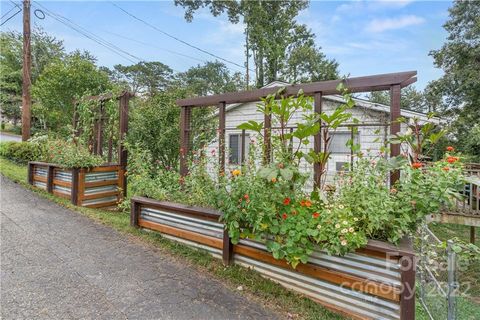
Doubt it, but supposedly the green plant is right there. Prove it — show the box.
[41,139,104,168]
[0,141,43,164]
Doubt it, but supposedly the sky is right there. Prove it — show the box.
[0,0,453,90]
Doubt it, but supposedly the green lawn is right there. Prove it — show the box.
[0,157,342,320]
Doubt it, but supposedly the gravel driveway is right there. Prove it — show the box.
[0,176,278,319]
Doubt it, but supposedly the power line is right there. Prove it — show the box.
[102,30,209,65]
[32,1,141,64]
[0,3,21,26]
[110,2,254,73]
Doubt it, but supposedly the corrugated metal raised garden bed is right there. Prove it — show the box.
[28,161,124,208]
[131,196,415,320]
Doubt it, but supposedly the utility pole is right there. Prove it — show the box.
[22,0,32,141]
[245,25,249,90]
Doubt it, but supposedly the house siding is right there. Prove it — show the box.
[206,96,419,190]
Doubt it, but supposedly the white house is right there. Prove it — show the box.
[207,81,440,188]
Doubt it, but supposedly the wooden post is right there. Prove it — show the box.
[241,129,246,164]
[313,92,322,188]
[118,93,129,197]
[96,101,105,156]
[27,162,34,185]
[72,102,79,139]
[130,199,140,227]
[390,84,401,186]
[264,109,271,164]
[21,0,31,141]
[179,106,191,177]
[400,254,416,320]
[471,226,476,244]
[47,165,54,193]
[222,229,233,266]
[219,102,226,174]
[71,168,80,205]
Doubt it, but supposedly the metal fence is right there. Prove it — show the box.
[417,225,458,320]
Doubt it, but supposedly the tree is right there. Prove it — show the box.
[367,86,427,112]
[429,0,480,160]
[178,61,244,96]
[32,51,111,134]
[175,0,338,87]
[112,61,174,96]
[127,88,214,168]
[0,28,64,126]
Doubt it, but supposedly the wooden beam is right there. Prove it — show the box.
[313,92,322,189]
[400,255,416,320]
[71,168,80,205]
[222,229,233,266]
[177,71,417,107]
[179,106,191,177]
[118,93,129,197]
[264,108,271,164]
[219,102,226,174]
[390,84,401,185]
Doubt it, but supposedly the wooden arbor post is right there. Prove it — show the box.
[119,92,130,197]
[313,92,322,189]
[179,106,191,177]
[390,84,401,186]
[218,102,226,174]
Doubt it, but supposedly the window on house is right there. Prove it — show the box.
[229,134,249,164]
[329,132,359,154]
[336,162,350,172]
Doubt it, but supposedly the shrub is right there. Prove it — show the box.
[42,139,104,168]
[0,141,43,164]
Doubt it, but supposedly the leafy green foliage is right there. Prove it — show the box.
[32,51,111,135]
[0,28,64,126]
[0,141,43,164]
[178,61,245,95]
[41,139,104,168]
[175,0,338,87]
[111,61,174,96]
[127,89,214,169]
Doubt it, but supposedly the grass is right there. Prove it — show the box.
[0,157,342,320]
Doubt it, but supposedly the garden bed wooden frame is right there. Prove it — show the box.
[131,196,416,320]
[28,161,124,208]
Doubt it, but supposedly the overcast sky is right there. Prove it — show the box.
[1,0,453,89]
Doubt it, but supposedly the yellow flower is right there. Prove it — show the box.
[232,169,241,176]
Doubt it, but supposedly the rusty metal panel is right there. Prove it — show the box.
[33,181,47,189]
[81,195,118,206]
[54,169,72,182]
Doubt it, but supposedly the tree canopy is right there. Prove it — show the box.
[174,0,339,87]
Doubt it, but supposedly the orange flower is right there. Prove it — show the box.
[283,197,291,205]
[411,162,423,169]
[446,156,459,164]
[442,166,450,171]
[282,213,287,220]
[390,188,397,194]
[291,210,298,215]
[271,177,277,183]
[446,146,455,152]
[300,200,306,207]
[312,212,320,218]
[232,169,241,176]
[304,200,312,207]
[244,194,249,200]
